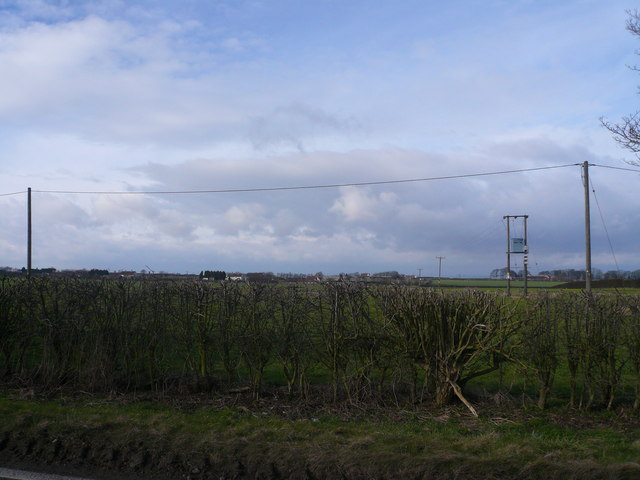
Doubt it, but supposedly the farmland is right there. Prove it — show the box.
[433,278,564,289]
[1,276,640,478]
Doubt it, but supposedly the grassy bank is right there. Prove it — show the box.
[1,392,640,479]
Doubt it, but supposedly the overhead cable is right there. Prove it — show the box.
[0,191,27,197]
[590,178,620,272]
[25,163,580,196]
[592,164,640,173]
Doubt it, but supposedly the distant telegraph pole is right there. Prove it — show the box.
[436,256,445,285]
[27,187,32,278]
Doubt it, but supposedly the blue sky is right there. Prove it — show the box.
[0,0,639,277]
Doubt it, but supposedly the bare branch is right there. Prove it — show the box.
[602,11,640,165]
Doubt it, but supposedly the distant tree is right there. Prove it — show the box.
[490,267,517,279]
[277,272,306,281]
[602,10,640,163]
[246,272,276,283]
[89,269,109,276]
[604,270,631,280]
[213,271,226,281]
[372,271,400,278]
[25,267,57,275]
[548,269,586,282]
[200,270,226,281]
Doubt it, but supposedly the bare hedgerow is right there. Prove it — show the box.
[310,281,378,403]
[135,279,179,392]
[334,283,388,403]
[578,293,626,410]
[272,285,316,398]
[237,282,278,400]
[32,277,96,390]
[620,294,640,409]
[560,293,583,408]
[98,279,153,390]
[518,292,560,409]
[373,285,433,404]
[212,281,243,386]
[0,278,35,380]
[7,274,640,412]
[74,279,118,390]
[172,281,221,391]
[310,281,356,403]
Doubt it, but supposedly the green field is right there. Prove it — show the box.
[434,278,564,288]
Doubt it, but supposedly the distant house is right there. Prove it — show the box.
[528,274,552,281]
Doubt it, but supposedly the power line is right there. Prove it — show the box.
[592,163,640,173]
[1,163,636,198]
[22,163,579,196]
[0,191,27,197]
[590,178,620,272]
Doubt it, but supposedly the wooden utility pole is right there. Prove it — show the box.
[27,187,32,278]
[436,256,445,285]
[583,161,592,293]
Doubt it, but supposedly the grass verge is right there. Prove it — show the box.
[1,392,640,479]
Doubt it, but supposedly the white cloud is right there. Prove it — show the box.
[330,188,397,223]
[223,203,266,228]
[247,103,361,152]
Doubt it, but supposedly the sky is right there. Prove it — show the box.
[1,0,639,277]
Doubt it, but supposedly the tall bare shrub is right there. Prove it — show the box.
[580,294,625,410]
[172,281,220,390]
[136,280,178,391]
[621,294,640,409]
[0,278,34,379]
[378,287,518,415]
[214,282,243,385]
[238,283,278,399]
[560,293,583,408]
[311,281,378,402]
[519,293,560,409]
[273,285,316,397]
[32,277,94,389]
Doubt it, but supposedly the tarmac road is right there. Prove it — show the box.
[0,468,94,480]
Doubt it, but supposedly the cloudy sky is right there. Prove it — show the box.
[1,0,639,277]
